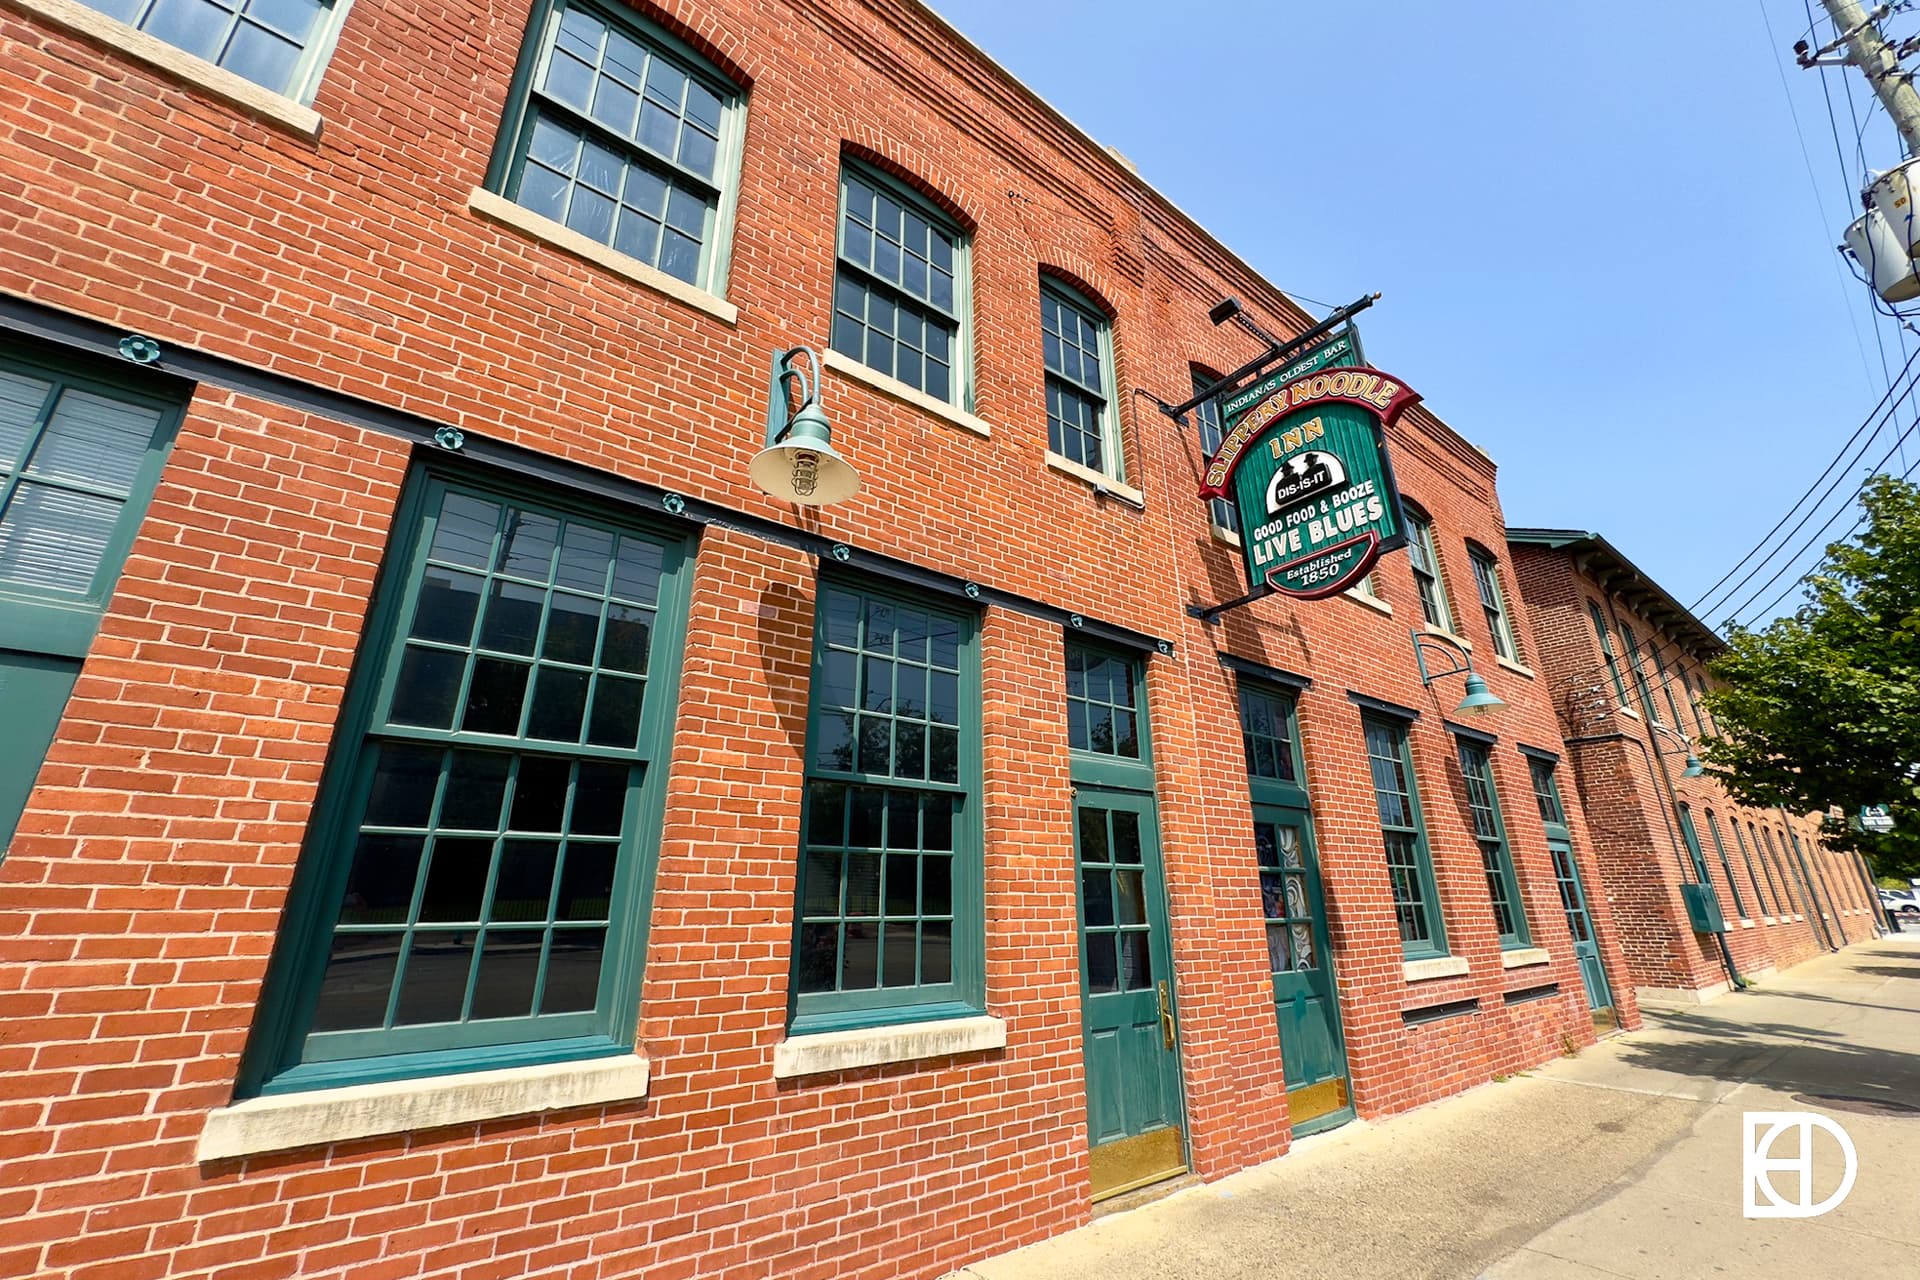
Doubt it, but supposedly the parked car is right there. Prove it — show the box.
[1878,889,1920,921]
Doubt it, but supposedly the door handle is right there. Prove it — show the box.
[1157,980,1176,1050]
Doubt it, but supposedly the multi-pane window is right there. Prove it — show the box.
[1193,373,1236,531]
[1066,644,1142,759]
[832,167,965,403]
[84,0,345,98]
[1406,510,1453,631]
[497,0,739,290]
[1530,761,1593,947]
[1677,805,1712,886]
[1733,820,1779,915]
[1468,547,1518,662]
[1365,718,1443,954]
[1528,758,1565,827]
[1240,685,1298,783]
[1759,823,1796,914]
[794,585,975,1019]
[1256,821,1318,974]
[0,368,174,605]
[1459,742,1528,946]
[1621,625,1659,723]
[1651,646,1686,733]
[1690,671,1717,735]
[266,479,688,1084]
[1041,283,1120,477]
[1704,811,1748,919]
[1078,804,1153,993]
[1588,602,1630,707]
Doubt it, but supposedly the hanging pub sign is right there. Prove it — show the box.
[1198,332,1420,599]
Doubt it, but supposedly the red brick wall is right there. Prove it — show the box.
[0,1,1644,1277]
[1509,543,1880,999]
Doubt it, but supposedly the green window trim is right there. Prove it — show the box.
[1587,602,1630,708]
[1467,545,1519,663]
[788,579,984,1034]
[1192,370,1236,533]
[1731,819,1777,915]
[831,161,973,410]
[1364,716,1446,958]
[80,0,353,102]
[1238,682,1304,802]
[1650,646,1686,735]
[1704,810,1749,919]
[1457,739,1529,948]
[1676,804,1711,885]
[238,469,694,1097]
[1621,624,1660,724]
[1064,640,1154,791]
[1405,507,1452,632]
[483,0,747,296]
[1751,822,1789,915]
[1527,756,1567,833]
[1040,278,1122,480]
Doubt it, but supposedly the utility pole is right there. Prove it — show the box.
[1806,1,1920,157]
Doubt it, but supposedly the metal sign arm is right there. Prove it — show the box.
[1161,292,1380,423]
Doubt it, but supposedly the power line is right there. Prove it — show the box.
[1739,446,1920,619]
[1722,407,1920,622]
[1688,343,1920,614]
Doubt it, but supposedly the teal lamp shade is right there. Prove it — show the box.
[1454,671,1505,716]
[750,402,861,505]
[1682,753,1705,778]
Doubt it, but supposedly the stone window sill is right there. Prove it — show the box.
[11,0,322,137]
[819,348,991,438]
[195,1053,651,1161]
[1762,916,1778,925]
[1345,588,1393,616]
[1617,707,1641,721]
[1499,947,1551,969]
[1209,525,1241,549]
[772,1014,1006,1079]
[1403,955,1471,982]
[467,188,738,324]
[1045,452,1145,508]
[1738,919,1756,929]
[1495,656,1535,679]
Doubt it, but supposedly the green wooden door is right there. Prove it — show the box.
[1549,837,1613,1016]
[1073,785,1185,1199]
[1252,803,1351,1134]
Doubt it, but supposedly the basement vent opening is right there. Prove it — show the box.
[1503,983,1561,1005]
[1402,997,1482,1026]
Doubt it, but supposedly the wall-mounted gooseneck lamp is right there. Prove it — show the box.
[1411,629,1506,717]
[751,345,860,506]
[1648,719,1705,777]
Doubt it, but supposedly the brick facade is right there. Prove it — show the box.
[0,3,1675,1278]
[1509,534,1880,1004]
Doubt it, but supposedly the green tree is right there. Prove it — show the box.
[1701,476,1920,880]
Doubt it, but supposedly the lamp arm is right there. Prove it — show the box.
[1411,628,1475,687]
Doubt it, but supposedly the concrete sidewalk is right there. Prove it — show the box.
[948,937,1920,1280]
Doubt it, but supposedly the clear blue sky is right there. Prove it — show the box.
[930,1,1916,627]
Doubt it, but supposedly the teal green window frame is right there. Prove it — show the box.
[1650,646,1686,733]
[0,347,185,660]
[482,0,747,296]
[1040,279,1122,479]
[831,161,973,409]
[0,343,185,857]
[1064,640,1153,789]
[1527,757,1566,832]
[81,0,353,101]
[1676,804,1711,884]
[1732,819,1778,915]
[1467,545,1519,662]
[1239,683,1302,795]
[1704,810,1749,919]
[1192,370,1236,532]
[237,468,694,1097]
[1406,507,1453,632]
[788,578,984,1034]
[1364,716,1446,958]
[1621,625,1660,724]
[1587,602,1630,708]
[1457,739,1529,948]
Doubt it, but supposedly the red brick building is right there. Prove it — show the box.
[1508,530,1881,1002]
[1,1,1645,1276]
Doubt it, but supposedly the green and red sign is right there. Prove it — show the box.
[1199,333,1419,599]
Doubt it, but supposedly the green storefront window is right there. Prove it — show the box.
[0,347,183,856]
[790,582,982,1031]
[244,473,691,1093]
